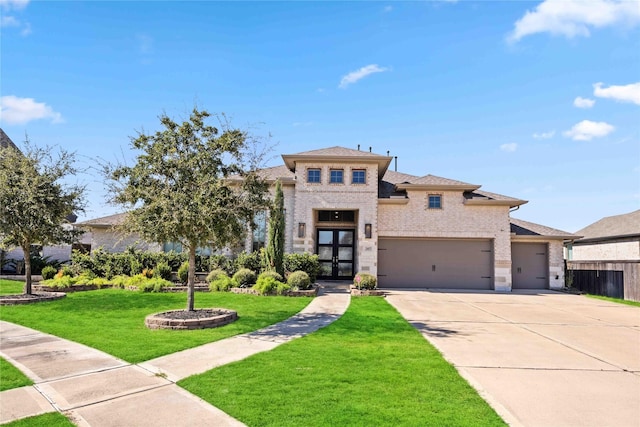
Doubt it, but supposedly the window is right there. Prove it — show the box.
[428,194,442,209]
[252,210,267,252]
[352,169,366,184]
[330,169,344,183]
[163,242,183,253]
[307,169,321,183]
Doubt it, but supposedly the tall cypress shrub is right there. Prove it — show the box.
[265,180,285,276]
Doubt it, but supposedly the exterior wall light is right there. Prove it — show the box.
[364,223,372,239]
[298,222,306,238]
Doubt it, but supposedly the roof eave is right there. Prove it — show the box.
[395,184,481,192]
[282,154,393,174]
[465,199,528,207]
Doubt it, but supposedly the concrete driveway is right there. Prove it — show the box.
[385,290,640,427]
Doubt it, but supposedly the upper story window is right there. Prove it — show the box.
[330,169,344,184]
[428,194,442,209]
[307,169,321,183]
[351,169,366,184]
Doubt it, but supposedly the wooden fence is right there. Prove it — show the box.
[566,261,639,302]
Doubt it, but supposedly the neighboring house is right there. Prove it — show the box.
[567,210,640,261]
[75,213,162,254]
[565,210,640,301]
[79,146,576,291]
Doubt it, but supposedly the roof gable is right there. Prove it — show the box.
[576,209,640,239]
[282,145,393,175]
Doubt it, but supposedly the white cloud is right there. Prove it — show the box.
[593,82,640,105]
[500,143,518,152]
[0,95,64,125]
[339,64,389,89]
[507,0,640,43]
[533,130,556,139]
[0,0,31,35]
[563,120,614,141]
[0,0,30,10]
[573,96,595,108]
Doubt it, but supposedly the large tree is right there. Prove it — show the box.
[264,180,285,276]
[106,108,270,311]
[0,140,86,294]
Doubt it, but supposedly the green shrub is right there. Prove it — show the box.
[206,269,228,283]
[177,261,190,283]
[233,268,257,288]
[284,253,320,282]
[41,265,57,280]
[58,265,74,278]
[235,251,262,273]
[127,274,149,289]
[258,270,283,282]
[253,274,289,295]
[353,272,377,290]
[154,261,172,280]
[74,271,96,284]
[110,275,130,289]
[209,255,233,275]
[138,277,172,293]
[42,275,75,288]
[287,270,311,290]
[87,277,111,287]
[210,276,234,292]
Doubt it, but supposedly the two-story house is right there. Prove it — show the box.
[239,146,574,291]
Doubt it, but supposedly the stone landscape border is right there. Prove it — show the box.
[145,308,238,330]
[0,292,66,305]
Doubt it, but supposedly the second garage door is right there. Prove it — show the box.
[511,242,548,289]
[378,238,493,289]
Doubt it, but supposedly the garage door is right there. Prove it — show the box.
[511,242,548,289]
[378,239,493,289]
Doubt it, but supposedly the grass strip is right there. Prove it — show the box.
[2,412,74,427]
[0,289,311,363]
[0,356,33,391]
[180,297,506,427]
[0,279,24,294]
[587,294,640,307]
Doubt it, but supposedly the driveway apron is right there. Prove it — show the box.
[386,289,640,427]
[0,287,350,426]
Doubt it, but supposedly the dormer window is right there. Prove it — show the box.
[352,169,366,184]
[428,194,442,209]
[307,169,321,183]
[330,169,344,184]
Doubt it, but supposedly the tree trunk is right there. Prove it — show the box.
[186,244,196,311]
[23,244,32,295]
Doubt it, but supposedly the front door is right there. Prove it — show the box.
[317,229,355,280]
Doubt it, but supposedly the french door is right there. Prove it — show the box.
[316,229,355,280]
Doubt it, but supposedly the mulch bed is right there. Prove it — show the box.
[157,308,227,320]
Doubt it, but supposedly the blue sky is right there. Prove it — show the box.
[1,0,639,232]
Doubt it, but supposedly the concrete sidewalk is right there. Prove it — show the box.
[0,288,350,426]
[386,289,640,427]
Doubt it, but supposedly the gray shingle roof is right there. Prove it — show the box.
[76,213,127,227]
[411,174,478,187]
[575,210,640,240]
[286,146,389,158]
[510,218,576,238]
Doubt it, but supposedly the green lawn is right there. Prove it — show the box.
[0,289,312,363]
[0,279,24,294]
[0,356,33,391]
[587,294,640,307]
[2,413,74,427]
[180,297,506,427]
